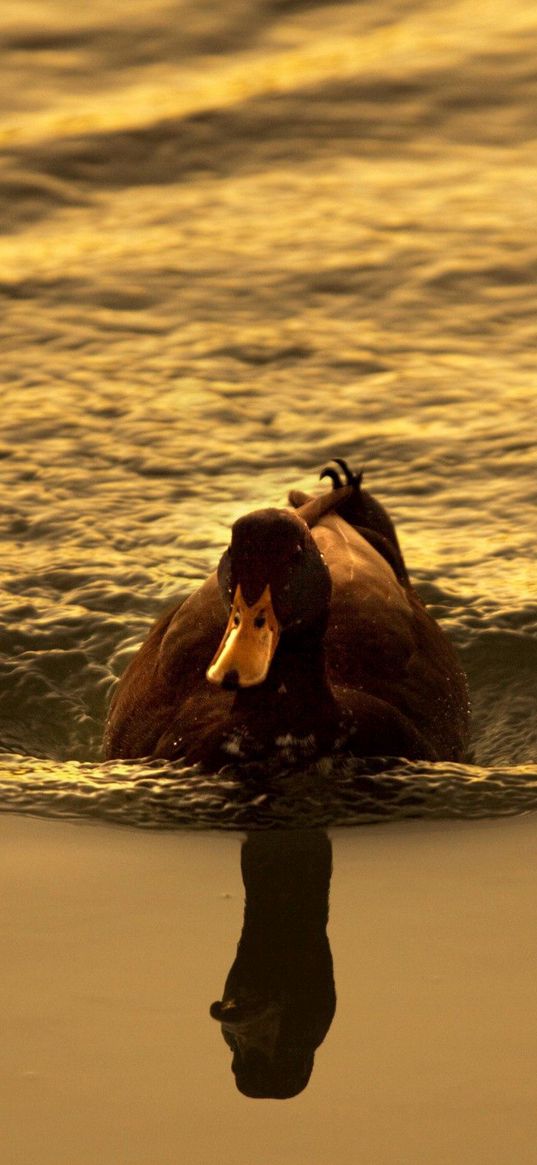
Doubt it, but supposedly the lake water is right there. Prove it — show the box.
[1,0,536,1159]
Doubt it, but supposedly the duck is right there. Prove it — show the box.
[104,459,469,767]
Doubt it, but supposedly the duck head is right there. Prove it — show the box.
[207,508,331,689]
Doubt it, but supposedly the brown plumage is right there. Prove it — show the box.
[104,463,469,767]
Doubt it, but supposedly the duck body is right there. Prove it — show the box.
[104,464,469,767]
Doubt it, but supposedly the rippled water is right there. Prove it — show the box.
[1,0,536,827]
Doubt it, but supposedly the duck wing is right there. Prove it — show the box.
[289,483,409,584]
[312,512,415,686]
[104,572,228,759]
[311,511,468,761]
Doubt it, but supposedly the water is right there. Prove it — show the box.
[4,812,537,1164]
[1,0,536,825]
[2,5,537,1156]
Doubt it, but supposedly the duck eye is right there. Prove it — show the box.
[233,612,241,627]
[254,614,266,628]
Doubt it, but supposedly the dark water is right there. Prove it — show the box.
[1,0,536,827]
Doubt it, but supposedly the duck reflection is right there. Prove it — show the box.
[210,829,335,1099]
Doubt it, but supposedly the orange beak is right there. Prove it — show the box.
[206,584,280,688]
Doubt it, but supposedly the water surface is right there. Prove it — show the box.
[2,2,536,824]
[3,813,537,1164]
[1,3,537,1156]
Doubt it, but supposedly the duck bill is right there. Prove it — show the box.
[207,584,281,688]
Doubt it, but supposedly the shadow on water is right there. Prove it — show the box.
[210,829,335,1099]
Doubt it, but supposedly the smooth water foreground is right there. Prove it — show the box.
[3,813,537,1165]
[1,0,537,1158]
